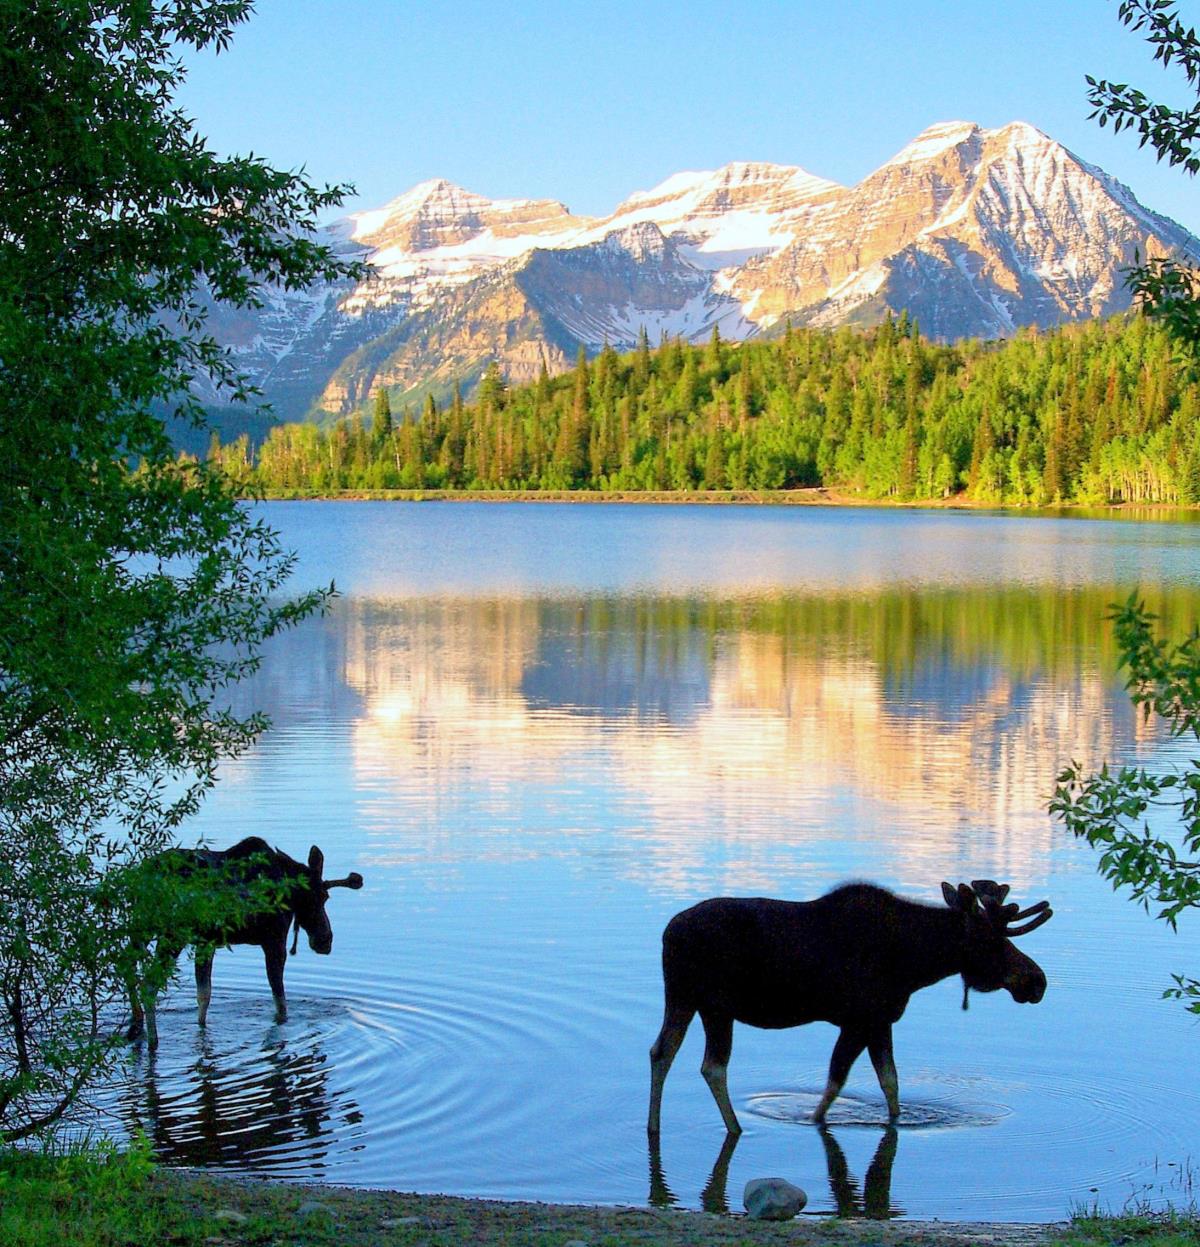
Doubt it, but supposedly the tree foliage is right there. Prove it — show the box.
[1052,601,1200,1011]
[216,314,1200,506]
[0,1,363,1140]
[1053,1,1200,1012]
[1088,0,1200,348]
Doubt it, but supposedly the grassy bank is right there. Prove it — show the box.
[1055,1213,1200,1247]
[7,1143,1193,1247]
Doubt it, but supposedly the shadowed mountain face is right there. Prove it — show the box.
[203,121,1200,422]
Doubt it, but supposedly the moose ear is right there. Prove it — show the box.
[957,883,979,912]
[308,845,325,877]
[941,882,958,908]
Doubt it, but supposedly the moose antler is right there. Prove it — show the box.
[1006,900,1051,936]
[969,880,1051,937]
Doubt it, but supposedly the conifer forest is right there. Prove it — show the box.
[204,314,1200,506]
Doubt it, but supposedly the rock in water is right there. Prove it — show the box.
[743,1177,807,1221]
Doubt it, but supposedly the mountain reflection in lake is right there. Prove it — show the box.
[107,504,1200,1221]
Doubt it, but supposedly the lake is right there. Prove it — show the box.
[107,502,1200,1221]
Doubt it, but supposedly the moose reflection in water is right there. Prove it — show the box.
[649,1125,901,1218]
[648,879,1052,1135]
[124,1036,363,1171]
[125,837,364,1047]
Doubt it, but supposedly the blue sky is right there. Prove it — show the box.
[179,1,1200,232]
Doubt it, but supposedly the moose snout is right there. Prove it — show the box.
[1006,966,1046,1004]
[1002,942,1047,1004]
[309,933,333,955]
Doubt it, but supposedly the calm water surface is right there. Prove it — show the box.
[108,503,1200,1220]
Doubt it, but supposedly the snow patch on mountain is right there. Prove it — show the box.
[882,120,980,167]
[563,290,753,348]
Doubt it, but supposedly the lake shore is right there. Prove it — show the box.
[265,486,887,505]
[3,1144,1073,1247]
[256,486,1199,514]
[12,1144,1192,1247]
[164,1170,1063,1247]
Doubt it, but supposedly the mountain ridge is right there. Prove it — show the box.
[204,120,1200,422]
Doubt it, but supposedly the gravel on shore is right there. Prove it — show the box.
[176,1171,1062,1247]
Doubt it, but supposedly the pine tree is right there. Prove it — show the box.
[634,325,651,388]
[969,406,996,493]
[897,357,921,496]
[595,339,618,400]
[705,324,724,380]
[373,387,393,442]
[739,357,756,421]
[704,430,727,489]
[478,359,507,411]
[1043,406,1066,501]
[440,383,466,485]
[1182,428,1200,504]
[676,351,699,414]
[572,347,590,427]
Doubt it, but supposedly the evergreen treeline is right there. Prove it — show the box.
[206,314,1200,505]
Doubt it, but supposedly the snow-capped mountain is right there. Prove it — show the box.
[209,121,1200,421]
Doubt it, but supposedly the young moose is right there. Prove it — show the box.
[647,879,1052,1135]
[126,837,363,1047]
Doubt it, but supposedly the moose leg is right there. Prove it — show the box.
[648,1003,694,1134]
[143,990,159,1050]
[195,951,214,1028]
[144,943,183,1051]
[123,963,145,1041]
[125,985,145,1042]
[123,945,147,1041]
[813,1026,867,1124]
[263,940,288,1024]
[699,1011,740,1135]
[867,1027,900,1120]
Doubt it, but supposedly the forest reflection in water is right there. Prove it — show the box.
[139,566,1200,1219]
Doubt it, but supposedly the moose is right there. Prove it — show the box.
[647,879,1052,1135]
[125,837,363,1047]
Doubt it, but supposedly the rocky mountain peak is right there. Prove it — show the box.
[597,220,671,262]
[883,120,982,167]
[348,178,486,242]
[206,120,1200,423]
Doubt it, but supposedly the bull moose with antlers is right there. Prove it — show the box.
[647,878,1052,1135]
[125,837,363,1047]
